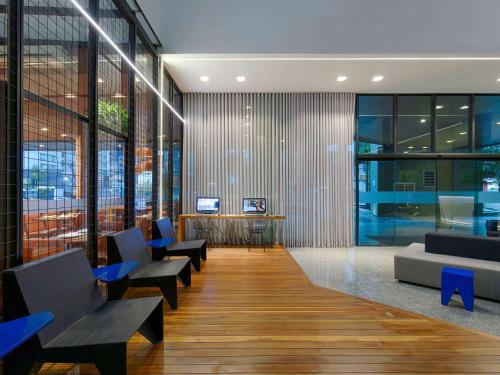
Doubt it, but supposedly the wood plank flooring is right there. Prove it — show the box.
[41,248,500,374]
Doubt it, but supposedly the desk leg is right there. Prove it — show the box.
[177,217,185,242]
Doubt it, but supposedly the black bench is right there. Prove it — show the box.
[151,218,207,271]
[425,232,500,262]
[107,227,192,309]
[2,248,163,375]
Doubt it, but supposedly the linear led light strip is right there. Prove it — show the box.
[69,0,185,123]
[167,57,500,61]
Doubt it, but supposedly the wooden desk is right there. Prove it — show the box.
[177,214,286,242]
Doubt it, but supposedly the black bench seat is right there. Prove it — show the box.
[107,227,192,309]
[151,218,207,271]
[2,248,163,375]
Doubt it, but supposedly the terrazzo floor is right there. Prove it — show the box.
[288,246,500,336]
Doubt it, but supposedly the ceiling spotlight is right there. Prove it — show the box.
[460,105,469,110]
[436,105,444,110]
[372,75,384,82]
[41,127,48,132]
[336,75,348,82]
[200,75,210,82]
[408,146,414,149]
[459,131,467,135]
[236,76,246,82]
[403,151,409,154]
[446,139,455,143]
[420,119,427,123]
[422,146,428,149]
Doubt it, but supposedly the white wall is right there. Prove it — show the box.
[138,0,500,54]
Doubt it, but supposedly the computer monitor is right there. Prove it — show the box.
[243,198,266,214]
[196,197,220,214]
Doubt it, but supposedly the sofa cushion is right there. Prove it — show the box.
[425,232,500,262]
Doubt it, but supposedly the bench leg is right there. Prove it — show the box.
[178,261,192,287]
[459,284,474,312]
[139,300,164,344]
[108,279,128,301]
[3,345,42,375]
[201,243,207,261]
[191,253,201,272]
[95,344,127,375]
[159,278,178,309]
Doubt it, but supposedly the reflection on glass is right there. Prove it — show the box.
[475,96,500,153]
[396,95,432,153]
[435,96,470,152]
[358,159,500,245]
[358,96,394,154]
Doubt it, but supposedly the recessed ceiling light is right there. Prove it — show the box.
[98,78,104,83]
[236,76,246,82]
[460,105,469,110]
[403,151,409,154]
[408,146,414,149]
[436,105,444,110]
[446,139,455,143]
[41,127,48,132]
[372,75,384,82]
[200,75,210,82]
[420,119,427,123]
[459,131,467,135]
[422,146,428,149]
[336,75,348,82]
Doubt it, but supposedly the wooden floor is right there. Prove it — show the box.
[41,248,500,374]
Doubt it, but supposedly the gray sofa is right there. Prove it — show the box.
[394,233,500,301]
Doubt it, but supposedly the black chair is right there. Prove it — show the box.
[151,218,207,271]
[486,219,499,237]
[107,227,192,309]
[2,248,163,375]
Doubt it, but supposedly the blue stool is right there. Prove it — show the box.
[441,266,474,312]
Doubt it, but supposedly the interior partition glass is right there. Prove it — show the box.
[22,0,89,263]
[358,95,394,154]
[396,95,432,153]
[97,0,129,264]
[435,95,471,152]
[475,95,500,153]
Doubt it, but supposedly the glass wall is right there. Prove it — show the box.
[23,0,89,263]
[158,68,182,225]
[0,0,183,311]
[134,37,155,240]
[357,94,500,246]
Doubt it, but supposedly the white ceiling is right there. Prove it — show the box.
[163,54,500,93]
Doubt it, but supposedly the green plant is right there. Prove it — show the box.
[98,99,129,134]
